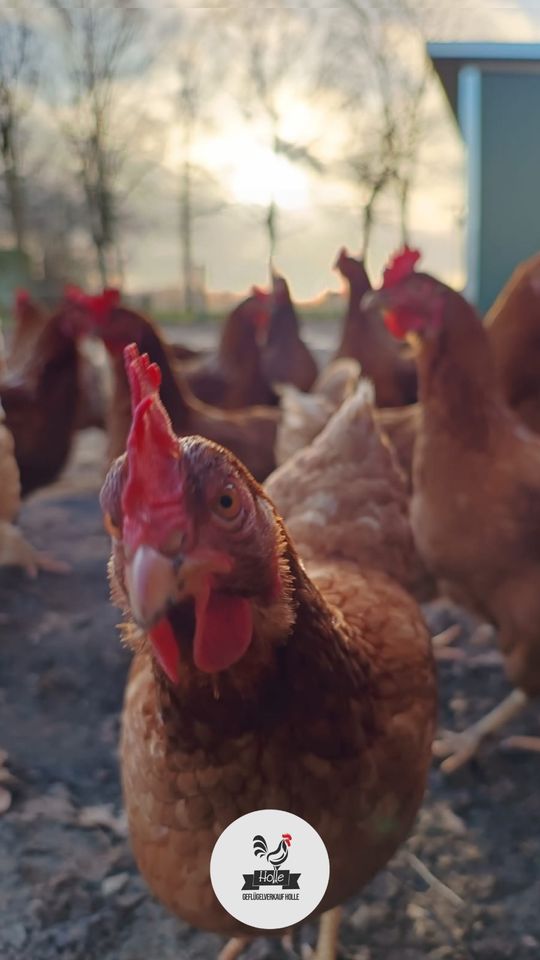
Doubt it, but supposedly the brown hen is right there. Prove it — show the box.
[100,346,436,959]
[1,306,80,496]
[334,248,417,407]
[263,271,318,392]
[74,292,280,482]
[181,292,278,409]
[484,251,540,433]
[368,247,540,770]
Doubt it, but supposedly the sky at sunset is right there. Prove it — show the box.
[9,1,540,300]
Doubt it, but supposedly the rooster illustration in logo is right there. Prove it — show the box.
[253,833,292,882]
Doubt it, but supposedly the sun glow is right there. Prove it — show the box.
[228,146,311,211]
[199,130,312,213]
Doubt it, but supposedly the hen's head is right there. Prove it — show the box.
[223,291,270,346]
[63,287,138,352]
[14,289,43,327]
[362,247,447,341]
[101,344,293,687]
[334,247,371,294]
[271,270,291,306]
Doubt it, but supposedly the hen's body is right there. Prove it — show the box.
[334,251,373,362]
[334,250,417,408]
[485,252,540,433]
[367,262,540,769]
[6,294,48,375]
[263,274,317,392]
[1,313,79,496]
[122,556,434,934]
[0,401,67,575]
[274,359,360,466]
[412,313,540,695]
[182,296,277,410]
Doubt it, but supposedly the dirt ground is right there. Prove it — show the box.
[1,380,540,959]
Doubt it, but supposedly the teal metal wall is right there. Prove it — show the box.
[459,69,540,313]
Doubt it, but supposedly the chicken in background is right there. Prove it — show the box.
[266,379,433,604]
[275,355,419,486]
[1,302,81,496]
[368,247,540,771]
[333,247,372,359]
[334,248,417,407]
[100,345,436,960]
[375,404,420,494]
[70,290,280,482]
[484,251,540,433]
[0,398,68,576]
[180,290,278,409]
[274,358,361,465]
[6,290,48,375]
[262,270,318,392]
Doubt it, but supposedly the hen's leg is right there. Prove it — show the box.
[431,625,463,662]
[433,689,528,774]
[312,907,343,960]
[218,937,251,960]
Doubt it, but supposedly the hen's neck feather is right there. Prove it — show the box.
[418,293,509,449]
[145,540,372,751]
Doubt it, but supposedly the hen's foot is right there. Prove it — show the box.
[0,523,70,578]
[24,548,71,578]
[501,735,540,753]
[219,933,299,960]
[433,689,528,774]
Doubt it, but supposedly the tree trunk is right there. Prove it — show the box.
[1,118,26,254]
[266,198,278,263]
[95,240,108,288]
[179,156,194,316]
[398,178,411,247]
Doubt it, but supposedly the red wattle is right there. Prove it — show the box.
[150,618,180,684]
[194,592,253,674]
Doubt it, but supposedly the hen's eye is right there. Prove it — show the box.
[104,512,122,540]
[212,484,242,522]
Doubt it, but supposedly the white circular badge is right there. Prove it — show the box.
[210,808,330,929]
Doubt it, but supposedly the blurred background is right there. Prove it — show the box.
[1,0,540,319]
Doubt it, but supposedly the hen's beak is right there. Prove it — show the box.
[125,545,232,629]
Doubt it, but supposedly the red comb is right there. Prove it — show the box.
[15,289,31,308]
[63,285,120,323]
[124,342,162,411]
[382,246,421,288]
[121,344,183,553]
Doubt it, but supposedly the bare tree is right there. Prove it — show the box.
[0,9,37,254]
[171,11,227,316]
[216,1,323,260]
[318,0,448,259]
[48,0,145,286]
